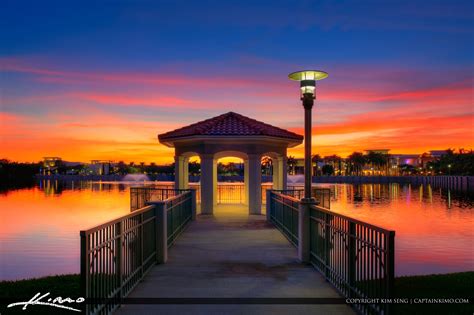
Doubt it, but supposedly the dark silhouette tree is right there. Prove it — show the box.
[287,156,297,175]
[347,152,366,175]
[321,164,334,176]
[261,156,273,176]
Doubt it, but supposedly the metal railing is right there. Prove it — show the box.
[273,187,331,209]
[130,184,331,207]
[267,191,299,246]
[80,205,157,314]
[217,184,245,204]
[267,190,395,315]
[81,190,194,314]
[130,187,187,211]
[166,191,193,246]
[309,204,395,315]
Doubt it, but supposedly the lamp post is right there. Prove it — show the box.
[288,70,328,201]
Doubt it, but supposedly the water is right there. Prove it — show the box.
[0,181,472,280]
[122,174,150,182]
[318,184,474,277]
[287,174,305,184]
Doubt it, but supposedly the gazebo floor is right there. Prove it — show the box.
[115,204,354,315]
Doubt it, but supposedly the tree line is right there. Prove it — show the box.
[286,149,474,176]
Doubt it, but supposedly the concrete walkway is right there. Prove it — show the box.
[116,205,353,315]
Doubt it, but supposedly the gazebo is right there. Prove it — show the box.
[158,112,303,215]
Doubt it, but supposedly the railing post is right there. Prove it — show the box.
[190,190,197,220]
[266,190,272,222]
[116,221,123,300]
[298,200,311,263]
[152,202,168,264]
[387,231,395,297]
[80,231,89,314]
[348,221,356,297]
[385,230,395,314]
[324,213,330,278]
[140,213,144,277]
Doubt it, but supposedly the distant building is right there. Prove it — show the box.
[42,157,62,175]
[288,149,450,176]
[89,160,113,175]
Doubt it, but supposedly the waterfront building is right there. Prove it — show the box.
[89,160,113,175]
[291,149,450,176]
[42,157,62,175]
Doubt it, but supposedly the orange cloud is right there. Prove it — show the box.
[1,58,472,163]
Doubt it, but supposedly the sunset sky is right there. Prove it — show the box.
[1,1,473,163]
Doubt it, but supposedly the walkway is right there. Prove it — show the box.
[116,205,353,314]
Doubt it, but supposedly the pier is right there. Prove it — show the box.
[115,205,353,314]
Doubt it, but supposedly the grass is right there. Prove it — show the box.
[393,272,474,315]
[1,272,472,314]
[0,274,80,315]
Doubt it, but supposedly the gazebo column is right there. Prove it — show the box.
[282,155,288,189]
[213,159,218,206]
[272,157,283,190]
[174,155,189,189]
[200,154,215,215]
[243,159,249,205]
[248,154,262,215]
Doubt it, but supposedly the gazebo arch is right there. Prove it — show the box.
[158,112,303,215]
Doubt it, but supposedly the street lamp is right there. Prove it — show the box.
[288,70,328,201]
[448,164,452,175]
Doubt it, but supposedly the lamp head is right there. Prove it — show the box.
[288,70,328,98]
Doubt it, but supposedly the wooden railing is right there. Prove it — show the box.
[309,204,395,315]
[81,190,194,314]
[267,191,299,246]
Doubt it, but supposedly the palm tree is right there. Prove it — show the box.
[287,156,297,175]
[365,152,388,175]
[261,156,273,176]
[324,154,342,175]
[347,152,366,175]
[312,154,323,176]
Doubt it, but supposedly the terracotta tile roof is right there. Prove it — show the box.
[159,112,303,142]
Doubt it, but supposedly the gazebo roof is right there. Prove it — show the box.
[158,112,303,145]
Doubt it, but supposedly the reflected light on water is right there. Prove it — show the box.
[321,183,473,276]
[0,181,473,280]
[0,181,130,280]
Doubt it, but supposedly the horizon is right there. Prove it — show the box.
[1,1,473,164]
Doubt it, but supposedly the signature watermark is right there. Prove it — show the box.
[7,292,84,312]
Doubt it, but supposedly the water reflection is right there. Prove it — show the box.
[0,181,473,280]
[321,183,473,276]
[37,180,131,196]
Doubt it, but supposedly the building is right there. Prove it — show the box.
[289,149,450,176]
[42,157,62,175]
[89,160,113,175]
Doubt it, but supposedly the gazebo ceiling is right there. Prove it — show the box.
[158,112,303,147]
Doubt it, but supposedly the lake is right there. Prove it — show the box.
[0,180,472,280]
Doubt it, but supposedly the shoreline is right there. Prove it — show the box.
[36,174,474,192]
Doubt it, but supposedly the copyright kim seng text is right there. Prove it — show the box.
[346,298,470,304]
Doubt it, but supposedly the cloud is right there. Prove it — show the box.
[1,58,473,162]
